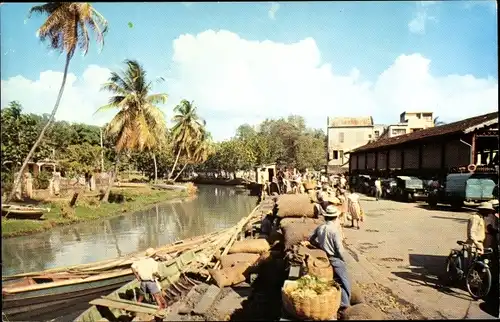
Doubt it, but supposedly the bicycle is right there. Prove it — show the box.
[444,240,493,300]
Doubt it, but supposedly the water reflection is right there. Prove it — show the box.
[2,185,257,276]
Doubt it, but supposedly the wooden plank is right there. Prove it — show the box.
[192,284,222,315]
[89,298,166,317]
[132,313,154,321]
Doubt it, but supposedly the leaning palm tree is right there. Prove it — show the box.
[97,59,168,202]
[167,100,205,181]
[173,131,213,182]
[7,3,108,202]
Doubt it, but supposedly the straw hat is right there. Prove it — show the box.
[490,199,499,206]
[145,248,157,257]
[324,205,340,217]
[477,202,495,212]
[326,195,341,205]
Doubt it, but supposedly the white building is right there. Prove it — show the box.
[382,111,435,138]
[326,117,387,173]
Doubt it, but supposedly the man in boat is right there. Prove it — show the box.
[131,248,167,309]
[303,205,351,315]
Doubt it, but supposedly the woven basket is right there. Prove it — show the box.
[282,280,341,321]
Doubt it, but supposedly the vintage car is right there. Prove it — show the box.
[356,174,373,195]
[392,176,426,202]
[427,173,498,209]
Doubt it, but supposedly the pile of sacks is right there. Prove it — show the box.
[209,239,271,288]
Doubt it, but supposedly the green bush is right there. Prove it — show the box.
[34,171,51,190]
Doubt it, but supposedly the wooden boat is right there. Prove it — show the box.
[75,204,264,322]
[1,204,49,220]
[1,230,229,321]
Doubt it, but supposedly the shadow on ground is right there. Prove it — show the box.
[392,253,472,301]
[430,215,468,224]
[415,204,473,213]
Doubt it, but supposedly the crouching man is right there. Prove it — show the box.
[131,248,167,309]
[302,205,351,315]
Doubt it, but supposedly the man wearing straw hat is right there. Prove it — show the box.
[131,248,167,309]
[304,205,351,313]
[467,202,495,254]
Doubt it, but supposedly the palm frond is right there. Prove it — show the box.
[146,93,168,105]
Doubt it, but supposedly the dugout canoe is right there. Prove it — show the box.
[1,204,48,220]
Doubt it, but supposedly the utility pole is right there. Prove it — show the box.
[100,128,105,173]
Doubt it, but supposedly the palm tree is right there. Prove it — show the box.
[97,59,168,202]
[173,130,213,182]
[434,116,446,126]
[7,3,108,202]
[167,100,205,181]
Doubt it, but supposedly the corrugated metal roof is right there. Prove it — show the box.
[328,116,373,128]
[351,111,499,154]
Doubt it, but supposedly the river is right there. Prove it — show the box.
[2,185,258,276]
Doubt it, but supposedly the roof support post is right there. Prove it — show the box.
[440,142,446,170]
[418,144,423,170]
[471,133,477,165]
[364,152,368,171]
[401,148,405,170]
[375,151,378,172]
[386,150,390,172]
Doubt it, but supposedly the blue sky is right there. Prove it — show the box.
[1,1,498,141]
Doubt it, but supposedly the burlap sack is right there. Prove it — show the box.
[281,221,321,250]
[280,217,324,228]
[228,239,270,254]
[343,303,385,320]
[306,256,333,282]
[209,262,249,288]
[350,283,365,305]
[220,253,260,269]
[275,194,315,218]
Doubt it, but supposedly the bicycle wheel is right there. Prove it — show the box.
[466,262,492,300]
[444,252,463,285]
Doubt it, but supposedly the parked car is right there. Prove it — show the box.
[427,173,498,210]
[393,176,426,202]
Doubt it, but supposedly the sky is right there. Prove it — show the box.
[0,1,498,141]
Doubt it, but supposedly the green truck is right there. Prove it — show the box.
[427,173,498,210]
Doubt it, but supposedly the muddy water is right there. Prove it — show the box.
[2,185,258,276]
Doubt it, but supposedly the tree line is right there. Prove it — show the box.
[3,2,326,202]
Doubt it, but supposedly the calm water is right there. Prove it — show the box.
[2,185,257,276]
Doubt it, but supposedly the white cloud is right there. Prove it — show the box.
[181,2,194,8]
[268,2,280,20]
[408,1,438,35]
[2,30,498,141]
[1,65,116,126]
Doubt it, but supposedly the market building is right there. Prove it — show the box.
[348,111,499,179]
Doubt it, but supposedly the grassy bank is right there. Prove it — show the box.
[2,185,193,238]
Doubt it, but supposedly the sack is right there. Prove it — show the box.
[350,283,365,305]
[228,239,270,254]
[306,256,333,282]
[209,262,248,288]
[343,303,385,320]
[220,253,260,269]
[281,219,323,250]
[282,280,341,321]
[276,194,315,218]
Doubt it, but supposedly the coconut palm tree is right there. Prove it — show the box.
[173,130,214,182]
[8,3,108,202]
[167,100,206,181]
[434,116,446,126]
[97,59,168,202]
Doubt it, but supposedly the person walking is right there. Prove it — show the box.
[374,178,382,201]
[303,205,351,315]
[131,248,167,309]
[347,189,363,229]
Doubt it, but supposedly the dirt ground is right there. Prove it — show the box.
[343,195,498,319]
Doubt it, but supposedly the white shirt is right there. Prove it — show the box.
[131,257,159,281]
[374,180,382,189]
[347,193,360,203]
[340,177,347,186]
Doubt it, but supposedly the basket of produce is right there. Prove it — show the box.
[282,275,341,321]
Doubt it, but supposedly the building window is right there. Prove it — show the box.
[392,128,406,136]
[333,151,339,159]
[339,150,344,160]
[368,134,372,139]
[417,113,421,119]
[411,128,422,133]
[374,130,380,138]
[339,132,344,143]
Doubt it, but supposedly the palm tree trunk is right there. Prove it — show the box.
[7,53,72,202]
[167,149,181,180]
[102,153,120,203]
[152,153,158,184]
[173,163,189,182]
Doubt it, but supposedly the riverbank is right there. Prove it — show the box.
[2,185,195,238]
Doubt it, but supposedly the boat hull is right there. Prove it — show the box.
[2,273,134,321]
[1,209,45,220]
